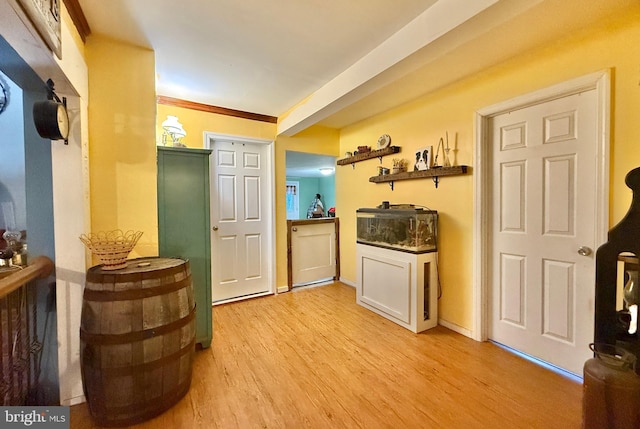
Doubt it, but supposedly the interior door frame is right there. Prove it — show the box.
[204,131,276,301]
[472,70,611,341]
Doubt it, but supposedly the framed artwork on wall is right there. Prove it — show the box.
[16,0,62,59]
[413,146,433,171]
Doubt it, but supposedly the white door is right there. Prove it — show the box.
[207,135,273,303]
[489,89,598,376]
[291,221,336,286]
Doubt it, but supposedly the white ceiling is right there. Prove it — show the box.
[76,0,636,137]
[286,151,336,178]
[77,0,437,118]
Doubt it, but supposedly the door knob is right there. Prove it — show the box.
[292,227,297,232]
[212,226,218,231]
[577,246,592,256]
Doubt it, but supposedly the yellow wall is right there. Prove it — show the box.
[86,35,158,257]
[275,126,341,287]
[337,9,640,331]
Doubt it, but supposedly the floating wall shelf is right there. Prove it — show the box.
[337,146,400,168]
[369,165,469,190]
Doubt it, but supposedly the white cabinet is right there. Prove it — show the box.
[356,244,438,333]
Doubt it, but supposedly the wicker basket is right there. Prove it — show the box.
[79,230,143,270]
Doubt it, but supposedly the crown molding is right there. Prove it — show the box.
[157,96,277,124]
[63,0,91,42]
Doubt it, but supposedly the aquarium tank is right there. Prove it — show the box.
[356,205,438,253]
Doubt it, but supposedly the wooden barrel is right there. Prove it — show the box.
[80,257,195,426]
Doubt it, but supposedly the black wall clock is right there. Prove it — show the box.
[34,98,69,141]
[33,79,69,144]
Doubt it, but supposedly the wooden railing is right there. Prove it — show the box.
[0,256,54,299]
[0,255,54,405]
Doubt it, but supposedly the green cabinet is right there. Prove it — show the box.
[157,146,213,348]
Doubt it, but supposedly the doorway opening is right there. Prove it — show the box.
[285,151,336,220]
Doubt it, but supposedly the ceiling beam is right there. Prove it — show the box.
[276,0,546,136]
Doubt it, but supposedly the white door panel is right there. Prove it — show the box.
[360,254,410,323]
[244,177,260,219]
[246,234,262,278]
[543,259,574,343]
[291,222,336,286]
[500,253,525,327]
[500,161,526,232]
[218,236,238,283]
[544,156,575,235]
[489,90,597,376]
[208,137,272,303]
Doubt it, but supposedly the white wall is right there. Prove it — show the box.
[0,0,90,406]
[52,16,90,407]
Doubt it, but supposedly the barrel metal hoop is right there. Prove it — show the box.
[80,307,196,345]
[82,338,195,376]
[86,260,189,283]
[83,275,192,302]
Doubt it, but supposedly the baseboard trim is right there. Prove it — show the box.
[339,277,356,288]
[213,290,273,306]
[438,318,473,339]
[278,279,353,294]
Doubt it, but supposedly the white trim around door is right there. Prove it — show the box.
[472,70,611,341]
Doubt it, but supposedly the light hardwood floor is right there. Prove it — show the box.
[70,282,583,428]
